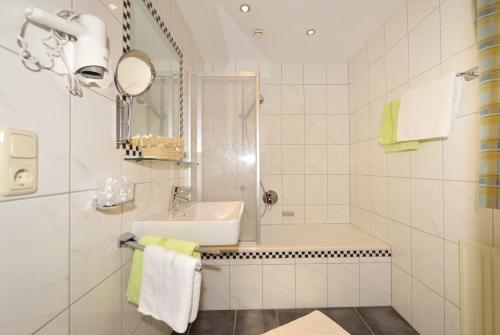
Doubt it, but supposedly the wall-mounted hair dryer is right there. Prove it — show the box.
[18,7,111,95]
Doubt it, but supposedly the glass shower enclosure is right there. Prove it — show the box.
[190,72,260,243]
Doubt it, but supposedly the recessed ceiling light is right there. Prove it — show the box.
[306,29,317,36]
[240,4,251,13]
[252,29,264,38]
[108,3,118,10]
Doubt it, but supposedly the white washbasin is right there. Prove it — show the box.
[133,201,244,246]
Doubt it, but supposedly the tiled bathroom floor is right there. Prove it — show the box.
[177,307,418,335]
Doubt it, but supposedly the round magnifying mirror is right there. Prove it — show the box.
[115,49,156,96]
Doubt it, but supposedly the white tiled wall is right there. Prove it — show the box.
[200,253,391,311]
[348,0,500,334]
[0,0,202,334]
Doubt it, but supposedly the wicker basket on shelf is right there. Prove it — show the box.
[131,135,185,160]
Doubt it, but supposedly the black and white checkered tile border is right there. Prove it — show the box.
[121,143,142,157]
[122,0,184,137]
[202,249,391,260]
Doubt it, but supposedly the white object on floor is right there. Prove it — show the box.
[459,240,500,335]
[396,74,462,141]
[138,245,202,333]
[262,311,350,335]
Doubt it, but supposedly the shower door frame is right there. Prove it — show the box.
[190,72,261,244]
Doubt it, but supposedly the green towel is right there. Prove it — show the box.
[379,99,419,152]
[126,236,201,305]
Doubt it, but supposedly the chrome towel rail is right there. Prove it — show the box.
[456,66,479,81]
[118,232,221,255]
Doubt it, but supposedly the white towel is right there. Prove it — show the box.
[138,245,202,333]
[397,74,463,141]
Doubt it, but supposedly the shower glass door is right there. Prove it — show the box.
[191,72,260,242]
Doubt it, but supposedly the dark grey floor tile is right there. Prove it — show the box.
[357,307,418,335]
[320,308,373,335]
[234,310,279,335]
[276,308,315,325]
[188,310,236,335]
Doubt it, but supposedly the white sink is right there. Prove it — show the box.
[133,201,244,246]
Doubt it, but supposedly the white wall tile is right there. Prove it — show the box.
[369,95,387,139]
[0,195,69,335]
[369,56,387,102]
[327,62,349,85]
[282,115,305,144]
[412,229,444,295]
[444,181,493,245]
[388,151,411,177]
[296,264,328,308]
[282,175,305,205]
[282,145,305,174]
[386,37,409,91]
[411,141,443,179]
[327,145,349,174]
[305,85,327,115]
[282,85,304,114]
[370,213,388,242]
[327,85,349,115]
[306,145,328,174]
[327,115,350,144]
[282,62,304,84]
[356,70,370,108]
[230,265,263,310]
[392,265,412,323]
[328,175,350,205]
[261,145,282,174]
[445,301,461,335]
[444,241,460,308]
[261,85,282,114]
[70,191,121,303]
[368,25,386,65]
[71,271,121,335]
[385,2,408,48]
[440,0,476,61]
[304,62,327,84]
[263,265,295,308]
[0,51,69,199]
[306,205,328,224]
[328,263,360,307]
[71,89,122,191]
[305,175,328,205]
[260,115,282,145]
[305,115,327,144]
[443,114,479,182]
[408,0,439,30]
[360,262,391,306]
[411,179,444,237]
[388,220,412,272]
[121,264,143,335]
[354,45,369,76]
[260,62,282,85]
[388,178,411,226]
[355,106,371,141]
[409,10,441,79]
[370,176,388,217]
[327,205,350,223]
[200,266,230,310]
[34,310,69,335]
[412,279,445,335]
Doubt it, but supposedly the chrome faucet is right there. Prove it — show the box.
[168,185,191,215]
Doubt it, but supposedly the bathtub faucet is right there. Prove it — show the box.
[168,185,191,215]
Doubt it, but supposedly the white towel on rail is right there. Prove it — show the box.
[138,245,201,333]
[396,74,462,141]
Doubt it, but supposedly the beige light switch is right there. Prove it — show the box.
[0,128,38,196]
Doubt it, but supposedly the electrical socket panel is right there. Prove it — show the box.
[0,128,38,196]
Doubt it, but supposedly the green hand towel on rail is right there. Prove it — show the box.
[379,99,419,152]
[126,236,200,305]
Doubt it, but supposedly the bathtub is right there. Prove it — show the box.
[199,224,392,311]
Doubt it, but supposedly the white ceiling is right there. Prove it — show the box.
[176,0,403,62]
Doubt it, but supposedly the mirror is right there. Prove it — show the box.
[121,0,184,140]
[115,50,156,97]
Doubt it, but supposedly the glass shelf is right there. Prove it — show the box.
[124,157,198,165]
